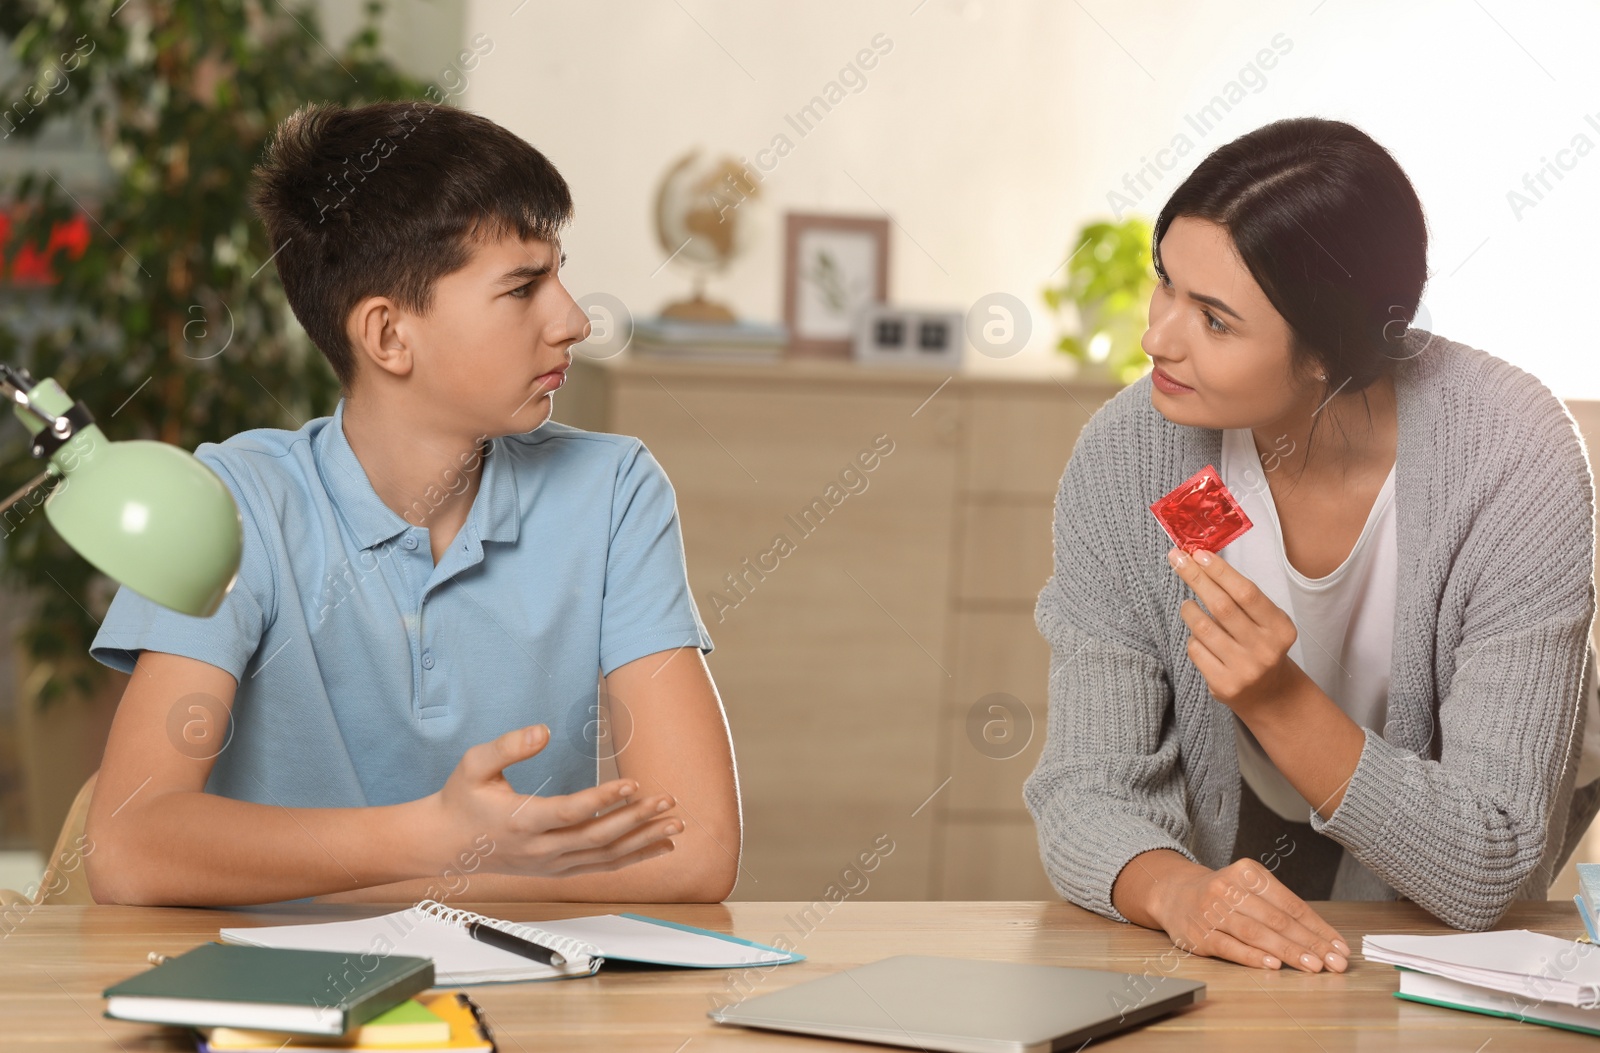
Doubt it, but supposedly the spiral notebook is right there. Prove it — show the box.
[220,900,802,985]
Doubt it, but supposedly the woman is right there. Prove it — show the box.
[1024,116,1600,975]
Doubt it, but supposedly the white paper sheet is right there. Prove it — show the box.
[1363,930,1600,1007]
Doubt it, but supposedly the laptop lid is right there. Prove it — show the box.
[708,955,1205,1053]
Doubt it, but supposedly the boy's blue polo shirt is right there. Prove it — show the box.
[88,398,713,809]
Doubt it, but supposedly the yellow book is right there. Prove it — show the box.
[199,992,491,1052]
[414,993,494,1052]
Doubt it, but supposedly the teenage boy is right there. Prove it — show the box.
[83,101,739,907]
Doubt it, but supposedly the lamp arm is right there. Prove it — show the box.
[0,467,58,516]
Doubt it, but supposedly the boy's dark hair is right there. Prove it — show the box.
[249,101,574,392]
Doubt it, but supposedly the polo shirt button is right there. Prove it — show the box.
[402,535,418,550]
[422,650,434,670]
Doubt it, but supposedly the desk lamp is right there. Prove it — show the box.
[1,363,241,616]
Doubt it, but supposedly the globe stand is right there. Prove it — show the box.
[661,292,737,324]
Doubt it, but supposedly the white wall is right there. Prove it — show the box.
[318,0,467,85]
[461,0,1598,398]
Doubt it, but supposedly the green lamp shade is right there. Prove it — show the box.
[13,377,243,617]
[45,434,243,616]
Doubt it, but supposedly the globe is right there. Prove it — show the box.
[653,149,763,323]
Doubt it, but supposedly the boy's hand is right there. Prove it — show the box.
[430,724,681,878]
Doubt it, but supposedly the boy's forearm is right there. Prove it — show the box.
[314,824,740,905]
[87,790,454,906]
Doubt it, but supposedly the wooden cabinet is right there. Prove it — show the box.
[557,354,1119,900]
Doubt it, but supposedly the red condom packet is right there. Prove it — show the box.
[1149,464,1253,554]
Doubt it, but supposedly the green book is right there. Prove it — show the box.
[103,942,434,1036]
[203,998,449,1049]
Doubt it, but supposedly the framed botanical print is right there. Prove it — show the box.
[782,212,889,358]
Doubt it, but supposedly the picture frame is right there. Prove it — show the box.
[783,212,890,358]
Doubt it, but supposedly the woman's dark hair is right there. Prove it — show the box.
[250,100,573,393]
[1152,116,1428,470]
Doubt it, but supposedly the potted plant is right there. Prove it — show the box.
[1042,216,1157,386]
[0,0,431,853]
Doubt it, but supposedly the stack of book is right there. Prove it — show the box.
[1363,925,1600,1037]
[101,943,492,1052]
[630,317,788,360]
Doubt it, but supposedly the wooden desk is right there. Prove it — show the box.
[4,900,1596,1051]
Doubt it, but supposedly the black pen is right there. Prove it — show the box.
[466,920,566,967]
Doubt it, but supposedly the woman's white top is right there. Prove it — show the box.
[1219,427,1398,821]
[1219,427,1600,823]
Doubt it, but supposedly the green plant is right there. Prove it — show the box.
[0,0,433,708]
[1042,216,1157,386]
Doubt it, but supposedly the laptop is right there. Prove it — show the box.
[708,955,1205,1053]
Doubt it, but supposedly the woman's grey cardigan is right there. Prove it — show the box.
[1024,330,1600,931]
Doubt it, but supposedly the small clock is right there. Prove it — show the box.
[853,304,965,368]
